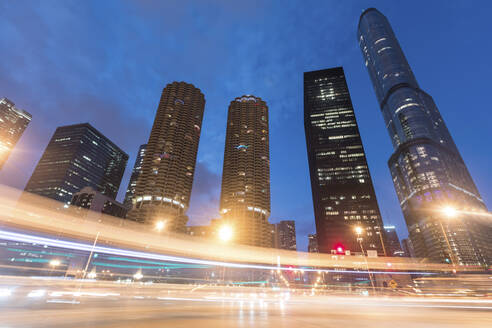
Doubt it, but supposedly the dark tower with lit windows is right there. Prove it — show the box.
[304,67,386,255]
[25,123,128,204]
[123,144,147,207]
[0,98,32,169]
[358,8,491,266]
[127,82,205,232]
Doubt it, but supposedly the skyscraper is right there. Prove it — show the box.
[401,238,415,258]
[384,225,404,257]
[25,123,128,204]
[358,8,491,265]
[219,95,271,247]
[123,144,147,207]
[304,67,386,255]
[0,98,32,169]
[273,220,297,251]
[127,82,205,232]
[308,234,318,253]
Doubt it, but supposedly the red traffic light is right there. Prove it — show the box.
[333,243,345,254]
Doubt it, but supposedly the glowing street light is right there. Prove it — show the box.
[49,259,61,267]
[87,269,97,279]
[133,271,143,280]
[442,206,458,218]
[218,225,233,242]
[155,220,166,232]
[439,206,458,267]
[353,226,375,292]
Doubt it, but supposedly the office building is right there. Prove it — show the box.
[384,225,404,256]
[123,144,147,207]
[308,234,318,253]
[401,238,415,258]
[219,95,272,247]
[359,8,491,265]
[127,82,205,233]
[273,220,297,251]
[25,123,128,204]
[70,187,128,219]
[186,225,210,238]
[304,67,386,255]
[0,98,32,169]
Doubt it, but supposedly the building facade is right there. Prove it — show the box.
[71,186,128,219]
[127,82,205,233]
[384,225,404,257]
[401,238,415,258]
[358,8,491,266]
[308,234,318,253]
[25,123,128,204]
[186,225,210,239]
[219,95,272,247]
[272,220,297,251]
[0,98,32,169]
[123,144,147,207]
[304,67,386,255]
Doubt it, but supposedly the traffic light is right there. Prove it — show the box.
[334,243,345,254]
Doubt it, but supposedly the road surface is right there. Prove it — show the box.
[1,277,491,327]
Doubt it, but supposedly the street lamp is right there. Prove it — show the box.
[49,259,61,267]
[49,259,61,276]
[439,207,458,267]
[217,224,233,284]
[353,226,375,292]
[87,269,97,279]
[155,220,166,232]
[133,271,143,280]
[442,206,458,218]
[218,225,233,242]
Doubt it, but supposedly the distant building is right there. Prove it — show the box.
[273,220,296,251]
[70,187,127,219]
[186,225,210,238]
[402,238,415,258]
[359,8,491,265]
[123,144,147,207]
[384,225,404,257]
[127,82,205,233]
[25,123,128,204]
[308,234,318,253]
[218,95,272,247]
[0,98,32,169]
[304,67,386,255]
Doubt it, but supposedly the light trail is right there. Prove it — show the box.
[0,185,486,273]
[0,229,433,275]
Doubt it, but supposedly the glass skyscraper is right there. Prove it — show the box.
[25,123,128,204]
[0,98,32,169]
[273,220,297,251]
[123,144,147,207]
[358,8,491,266]
[304,67,386,255]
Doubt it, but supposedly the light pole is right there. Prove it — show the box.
[355,226,375,292]
[377,227,387,257]
[440,206,458,268]
[218,224,233,284]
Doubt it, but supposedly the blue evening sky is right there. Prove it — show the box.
[1,0,490,250]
